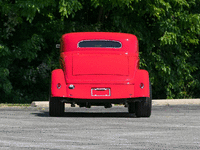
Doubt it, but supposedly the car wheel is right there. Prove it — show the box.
[128,103,135,113]
[135,82,152,117]
[49,97,64,117]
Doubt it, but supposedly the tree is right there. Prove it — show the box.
[0,0,59,103]
[87,0,200,98]
[0,0,199,103]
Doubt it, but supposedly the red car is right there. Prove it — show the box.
[50,32,152,117]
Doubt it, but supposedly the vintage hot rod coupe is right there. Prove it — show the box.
[50,32,152,117]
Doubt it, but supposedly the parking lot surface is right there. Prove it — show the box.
[0,105,200,149]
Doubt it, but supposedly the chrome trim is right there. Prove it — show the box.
[56,44,60,48]
[69,84,75,89]
[57,83,61,89]
[140,83,144,89]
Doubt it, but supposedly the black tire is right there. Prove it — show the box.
[128,103,135,113]
[49,97,64,117]
[135,83,152,117]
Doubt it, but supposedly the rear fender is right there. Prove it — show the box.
[134,69,150,98]
[51,69,67,97]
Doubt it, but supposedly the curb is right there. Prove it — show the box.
[31,99,200,107]
[152,99,200,106]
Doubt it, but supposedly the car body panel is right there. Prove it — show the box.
[51,32,149,101]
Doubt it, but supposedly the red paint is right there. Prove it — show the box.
[72,53,129,76]
[51,32,149,100]
[133,69,150,98]
[51,69,67,97]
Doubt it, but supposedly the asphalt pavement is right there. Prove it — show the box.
[0,105,200,149]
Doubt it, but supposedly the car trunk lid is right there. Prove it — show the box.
[72,53,129,76]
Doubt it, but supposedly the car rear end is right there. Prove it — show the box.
[50,32,152,117]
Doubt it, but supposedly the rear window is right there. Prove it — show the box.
[78,40,122,48]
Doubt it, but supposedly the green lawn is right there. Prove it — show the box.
[0,103,31,107]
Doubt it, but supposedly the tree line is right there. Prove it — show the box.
[0,0,200,103]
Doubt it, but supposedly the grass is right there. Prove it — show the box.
[0,103,31,107]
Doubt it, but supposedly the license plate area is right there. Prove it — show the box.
[91,88,111,96]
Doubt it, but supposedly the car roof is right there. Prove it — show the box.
[61,32,138,54]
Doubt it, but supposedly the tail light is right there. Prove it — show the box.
[57,83,62,89]
[140,83,144,89]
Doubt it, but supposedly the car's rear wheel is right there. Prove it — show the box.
[135,97,152,117]
[135,82,152,117]
[49,97,64,117]
[128,103,135,113]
